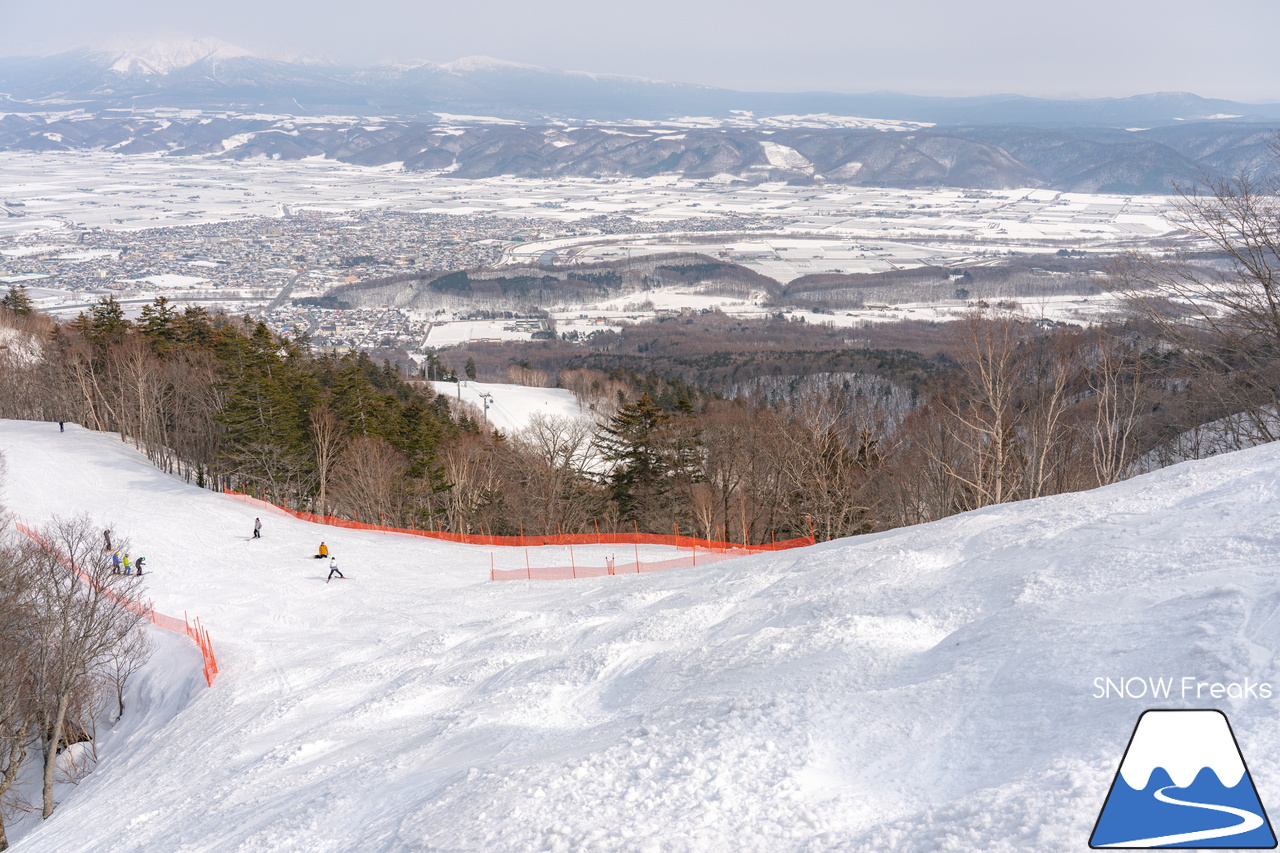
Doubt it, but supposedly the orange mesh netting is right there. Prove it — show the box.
[16,521,219,686]
[224,489,815,581]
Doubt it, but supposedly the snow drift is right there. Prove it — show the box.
[2,418,1280,851]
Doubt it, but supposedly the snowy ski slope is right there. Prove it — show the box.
[3,418,1280,851]
[427,381,591,435]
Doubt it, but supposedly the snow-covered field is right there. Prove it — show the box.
[547,236,965,284]
[0,152,1177,238]
[5,419,1280,851]
[422,320,546,348]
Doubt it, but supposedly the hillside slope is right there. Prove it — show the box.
[3,419,1280,851]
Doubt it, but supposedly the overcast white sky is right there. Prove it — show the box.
[2,0,1278,101]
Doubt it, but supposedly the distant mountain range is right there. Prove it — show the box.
[4,38,1280,127]
[2,112,1276,194]
[1,39,1278,194]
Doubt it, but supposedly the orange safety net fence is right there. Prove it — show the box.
[15,520,219,686]
[223,489,815,581]
[491,548,754,581]
[224,489,814,552]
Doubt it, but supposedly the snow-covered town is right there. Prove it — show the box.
[0,152,1180,352]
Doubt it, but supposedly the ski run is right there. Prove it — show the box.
[3,417,1280,851]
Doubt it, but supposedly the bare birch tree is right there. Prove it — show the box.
[25,517,147,820]
[508,413,598,535]
[309,404,347,516]
[1118,142,1280,443]
[0,533,35,851]
[934,311,1026,510]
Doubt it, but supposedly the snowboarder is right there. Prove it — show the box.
[315,541,329,559]
[326,556,344,582]
[58,421,64,432]
[252,517,262,539]
[135,556,146,575]
[111,551,121,574]
[103,528,112,550]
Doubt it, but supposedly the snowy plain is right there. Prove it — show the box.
[0,152,1176,237]
[4,419,1280,850]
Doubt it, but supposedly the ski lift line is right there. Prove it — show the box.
[13,518,219,686]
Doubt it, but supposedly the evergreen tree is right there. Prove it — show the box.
[71,297,128,352]
[0,284,32,316]
[214,323,319,499]
[597,393,702,529]
[138,297,180,354]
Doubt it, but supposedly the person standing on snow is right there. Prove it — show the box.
[135,556,146,575]
[327,556,344,582]
[103,529,112,550]
[253,518,262,539]
[122,554,132,575]
[111,551,122,574]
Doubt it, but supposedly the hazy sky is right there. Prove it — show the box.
[2,0,1279,101]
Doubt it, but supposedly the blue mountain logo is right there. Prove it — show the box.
[1091,709,1276,848]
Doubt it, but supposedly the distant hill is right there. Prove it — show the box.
[0,111,1276,193]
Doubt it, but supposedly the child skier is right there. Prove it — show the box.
[111,551,121,574]
[326,556,344,582]
[122,554,132,575]
[135,556,146,575]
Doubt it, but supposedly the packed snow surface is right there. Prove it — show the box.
[4,419,1280,851]
[429,380,591,433]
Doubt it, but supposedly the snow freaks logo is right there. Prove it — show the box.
[1092,676,1273,700]
[1090,710,1277,848]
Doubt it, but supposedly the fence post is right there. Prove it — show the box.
[633,519,641,571]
